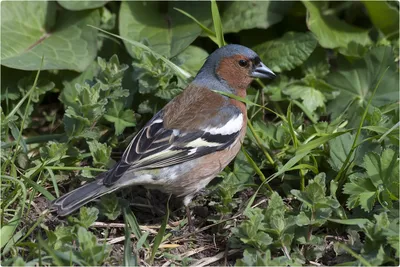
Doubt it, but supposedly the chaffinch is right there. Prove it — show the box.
[52,44,275,228]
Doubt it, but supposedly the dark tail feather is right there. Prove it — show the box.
[51,176,115,216]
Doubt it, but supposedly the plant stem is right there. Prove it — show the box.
[247,121,275,167]
[1,134,66,149]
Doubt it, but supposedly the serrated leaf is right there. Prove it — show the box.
[358,191,377,212]
[1,1,100,71]
[39,142,68,162]
[326,46,399,122]
[104,100,136,135]
[302,46,330,78]
[328,132,354,172]
[69,207,99,228]
[283,84,326,112]
[364,149,399,197]
[302,1,372,50]
[99,194,121,220]
[254,32,317,72]
[87,140,112,167]
[119,1,211,58]
[60,61,100,107]
[222,1,291,33]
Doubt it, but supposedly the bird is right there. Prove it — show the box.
[51,44,276,229]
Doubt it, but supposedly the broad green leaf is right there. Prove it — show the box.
[221,1,292,33]
[328,133,354,172]
[172,45,209,75]
[104,100,136,135]
[364,149,399,198]
[58,1,109,11]
[1,1,100,71]
[362,1,399,37]
[302,1,372,50]
[326,46,399,121]
[0,208,21,250]
[283,84,326,112]
[253,32,317,72]
[119,1,211,58]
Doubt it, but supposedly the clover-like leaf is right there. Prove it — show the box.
[254,32,317,72]
[104,100,136,136]
[1,1,100,71]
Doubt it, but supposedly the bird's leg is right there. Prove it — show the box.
[183,195,194,232]
[186,205,194,232]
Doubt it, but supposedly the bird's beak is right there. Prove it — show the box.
[251,62,276,79]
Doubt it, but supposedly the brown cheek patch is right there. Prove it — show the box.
[216,55,253,96]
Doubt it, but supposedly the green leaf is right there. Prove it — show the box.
[221,1,291,33]
[362,1,399,37]
[104,100,136,136]
[60,61,100,107]
[253,32,317,72]
[364,149,399,198]
[326,46,399,121]
[302,47,330,78]
[69,207,99,228]
[302,1,372,50]
[328,218,370,226]
[58,1,109,11]
[87,140,112,167]
[119,1,211,58]
[328,132,355,172]
[99,194,121,220]
[39,141,68,163]
[283,84,326,112]
[172,45,209,75]
[1,1,100,71]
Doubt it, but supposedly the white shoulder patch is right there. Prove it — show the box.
[203,113,243,135]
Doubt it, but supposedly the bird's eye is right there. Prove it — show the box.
[238,59,248,67]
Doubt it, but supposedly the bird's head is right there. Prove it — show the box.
[194,44,276,97]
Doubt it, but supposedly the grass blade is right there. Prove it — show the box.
[241,146,273,192]
[123,223,138,266]
[123,206,149,249]
[211,0,226,47]
[149,195,171,264]
[174,8,219,45]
